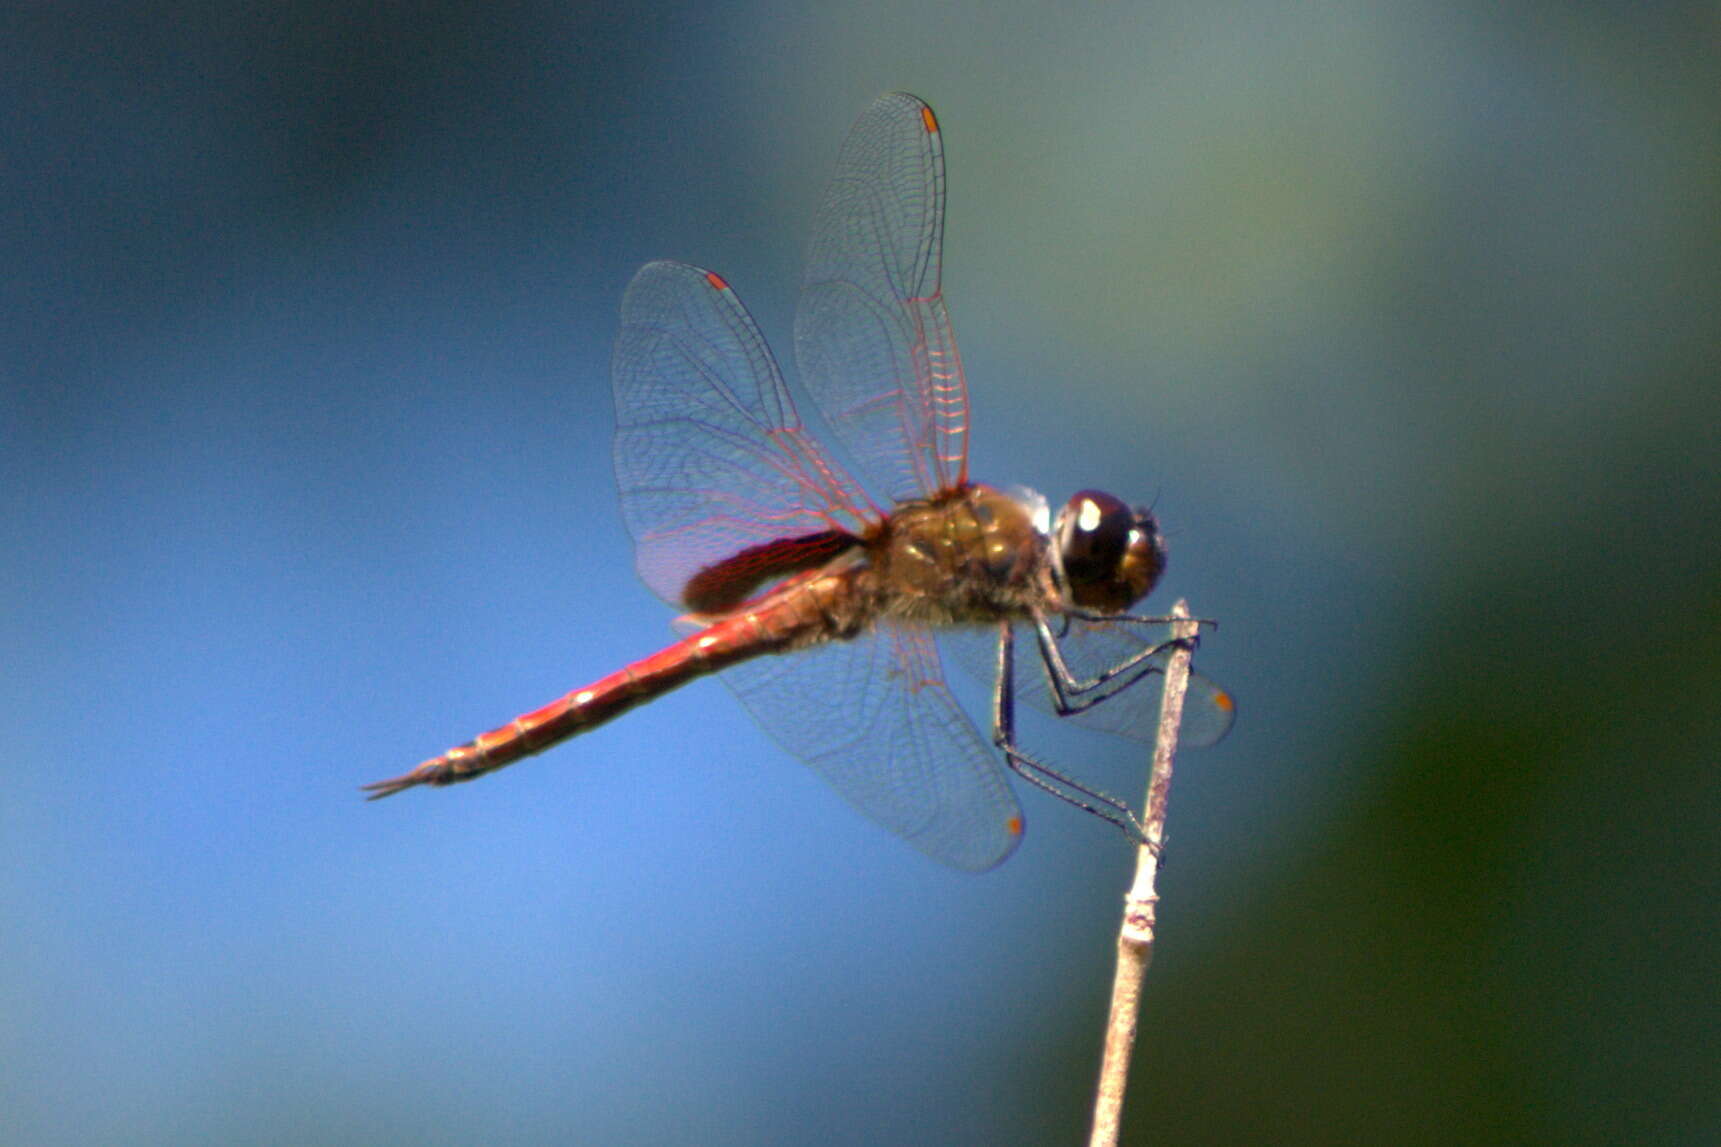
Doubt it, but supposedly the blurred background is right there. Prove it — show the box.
[5,2,1717,1144]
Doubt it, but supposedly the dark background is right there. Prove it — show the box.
[6,3,1716,1144]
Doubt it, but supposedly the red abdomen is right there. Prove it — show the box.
[362,582,843,799]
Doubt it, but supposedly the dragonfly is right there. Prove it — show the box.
[364,92,1234,870]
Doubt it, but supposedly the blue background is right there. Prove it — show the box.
[6,3,1716,1144]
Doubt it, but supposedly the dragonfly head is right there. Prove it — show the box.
[1052,490,1166,614]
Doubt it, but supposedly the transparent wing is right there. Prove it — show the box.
[945,618,1237,748]
[612,260,878,607]
[715,621,1023,871]
[795,92,970,503]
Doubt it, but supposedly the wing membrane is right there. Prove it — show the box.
[796,92,970,502]
[717,622,1023,871]
[612,261,876,607]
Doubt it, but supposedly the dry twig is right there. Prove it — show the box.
[1088,599,1201,1147]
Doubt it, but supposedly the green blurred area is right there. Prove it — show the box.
[963,8,1721,1138]
[1000,387,1720,1144]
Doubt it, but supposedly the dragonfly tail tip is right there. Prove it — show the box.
[360,774,418,801]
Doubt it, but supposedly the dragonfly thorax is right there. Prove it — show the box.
[865,484,1050,624]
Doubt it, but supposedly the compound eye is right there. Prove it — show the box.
[1058,490,1132,588]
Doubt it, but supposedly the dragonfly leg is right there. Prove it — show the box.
[1063,607,1220,630]
[1033,611,1197,717]
[991,621,1148,845]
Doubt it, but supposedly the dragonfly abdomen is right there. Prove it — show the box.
[363,579,851,799]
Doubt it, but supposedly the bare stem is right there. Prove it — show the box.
[1087,599,1200,1147]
